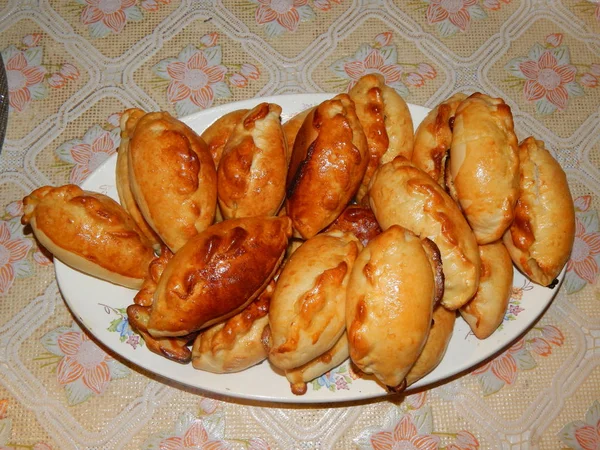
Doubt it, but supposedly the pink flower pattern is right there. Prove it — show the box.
[472,325,565,395]
[78,0,143,37]
[505,34,585,115]
[56,124,120,185]
[153,35,260,116]
[559,401,600,450]
[423,0,509,37]
[141,410,235,449]
[370,415,440,450]
[2,36,80,114]
[249,0,337,36]
[4,47,46,112]
[564,195,600,294]
[40,323,130,405]
[329,31,437,97]
[354,395,480,450]
[0,220,33,295]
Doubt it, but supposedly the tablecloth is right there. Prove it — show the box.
[0,1,599,448]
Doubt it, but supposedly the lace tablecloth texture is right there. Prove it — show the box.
[0,1,599,448]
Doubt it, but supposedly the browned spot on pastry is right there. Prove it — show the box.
[386,378,407,394]
[325,205,382,246]
[362,261,377,286]
[510,198,535,252]
[244,102,269,129]
[291,382,308,395]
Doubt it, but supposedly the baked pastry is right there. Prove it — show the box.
[200,108,248,167]
[346,225,442,391]
[503,137,575,286]
[349,73,414,202]
[286,94,369,239]
[128,111,217,252]
[368,157,480,310]
[268,230,361,370]
[460,242,513,339]
[405,305,456,386]
[411,93,467,187]
[191,279,274,373]
[127,304,194,363]
[133,244,173,307]
[115,108,162,249]
[282,107,312,163]
[21,185,154,289]
[325,204,382,247]
[284,332,349,396]
[147,216,292,337]
[448,93,520,244]
[217,103,288,219]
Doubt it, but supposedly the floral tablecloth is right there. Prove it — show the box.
[1,1,599,449]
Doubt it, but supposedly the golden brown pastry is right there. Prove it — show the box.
[127,304,194,363]
[448,93,520,244]
[147,216,292,337]
[191,279,274,373]
[200,108,248,167]
[460,241,513,339]
[503,137,575,286]
[268,230,361,370]
[284,332,349,396]
[411,93,467,187]
[133,245,173,307]
[115,108,162,249]
[282,107,312,163]
[217,103,288,219]
[128,111,217,252]
[21,185,154,289]
[286,94,369,239]
[368,157,480,310]
[346,225,442,391]
[325,204,382,247]
[349,73,414,202]
[405,305,456,386]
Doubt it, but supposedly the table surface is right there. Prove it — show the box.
[0,1,599,449]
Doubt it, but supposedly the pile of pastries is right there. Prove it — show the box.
[20,74,576,395]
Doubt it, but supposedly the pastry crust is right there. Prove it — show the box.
[115,108,162,249]
[503,137,575,286]
[460,241,513,339]
[200,108,249,167]
[21,185,154,289]
[449,93,520,244]
[286,94,369,239]
[268,230,361,370]
[346,225,438,390]
[282,107,312,163]
[191,279,274,373]
[147,216,292,337]
[284,332,349,396]
[349,73,414,202]
[368,157,480,310]
[412,93,467,187]
[128,111,218,252]
[405,305,456,386]
[217,103,288,219]
[325,204,382,247]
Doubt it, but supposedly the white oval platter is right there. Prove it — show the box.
[54,93,563,404]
